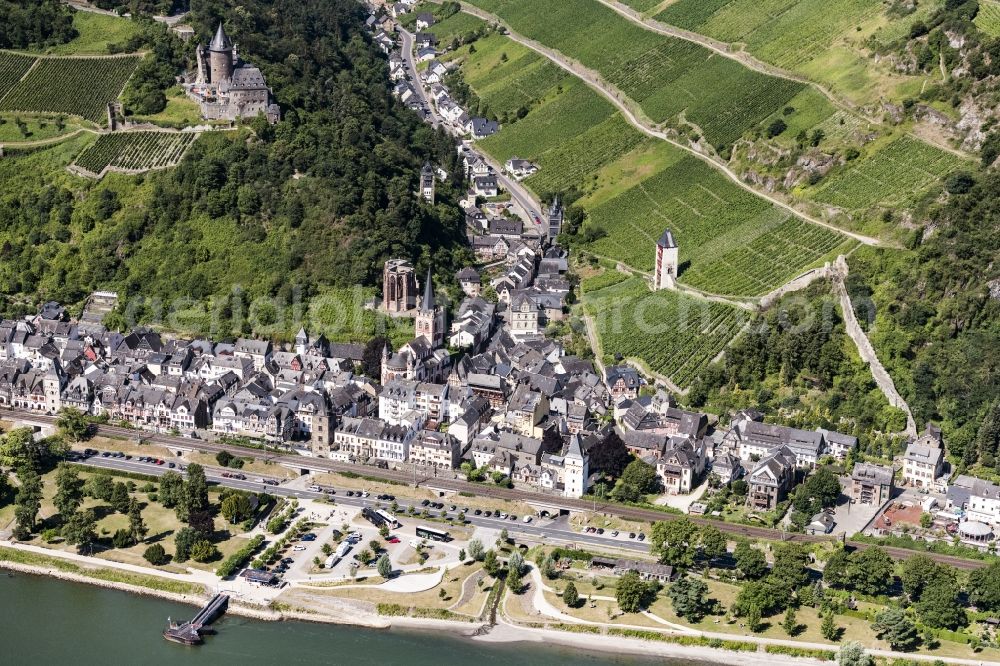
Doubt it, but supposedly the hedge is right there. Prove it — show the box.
[765,645,835,660]
[216,535,265,578]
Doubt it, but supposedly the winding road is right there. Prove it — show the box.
[449,1,880,247]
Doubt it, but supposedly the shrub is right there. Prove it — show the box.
[144,544,168,565]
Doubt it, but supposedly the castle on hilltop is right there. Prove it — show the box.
[185,23,280,124]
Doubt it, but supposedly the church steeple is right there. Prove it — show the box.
[420,267,435,312]
[209,22,232,51]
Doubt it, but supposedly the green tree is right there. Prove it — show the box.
[900,554,946,601]
[61,508,97,553]
[733,539,767,580]
[969,560,1000,611]
[158,471,184,509]
[110,481,130,513]
[837,641,872,666]
[483,549,500,576]
[86,473,114,501]
[804,468,842,507]
[871,608,919,651]
[847,547,894,597]
[745,602,763,632]
[916,578,966,630]
[0,428,44,469]
[53,462,84,519]
[182,463,209,518]
[782,606,799,636]
[174,526,198,562]
[378,524,390,539]
[616,570,654,613]
[507,550,525,593]
[215,450,234,467]
[467,538,484,561]
[735,579,785,616]
[376,553,392,579]
[220,494,253,524]
[649,518,698,568]
[563,581,579,607]
[56,408,91,442]
[127,498,147,543]
[699,525,726,562]
[823,548,851,588]
[668,574,711,622]
[12,467,43,539]
[112,528,136,549]
[143,543,168,565]
[614,459,659,499]
[771,543,810,591]
[190,539,220,563]
[822,611,840,641]
[357,548,373,565]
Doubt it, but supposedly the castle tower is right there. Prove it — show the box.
[563,434,588,498]
[295,327,308,357]
[383,259,417,313]
[415,268,445,347]
[420,162,435,204]
[547,197,564,240]
[208,23,234,85]
[654,229,678,290]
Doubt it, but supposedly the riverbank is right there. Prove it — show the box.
[0,553,806,665]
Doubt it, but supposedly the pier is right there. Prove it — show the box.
[163,593,229,645]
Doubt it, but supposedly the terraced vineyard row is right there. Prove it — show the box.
[0,55,140,124]
[810,135,966,210]
[426,10,487,43]
[584,277,747,387]
[464,0,804,147]
[976,1,1000,38]
[0,51,37,100]
[580,268,631,294]
[73,131,197,175]
[655,0,882,69]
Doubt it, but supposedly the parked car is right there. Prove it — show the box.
[421,499,430,506]
[509,515,517,521]
[386,536,400,544]
[637,533,646,541]
[301,534,317,542]
[292,545,306,552]
[167,462,175,468]
[484,511,492,518]
[596,528,605,535]
[523,516,532,523]
[474,509,482,516]
[628,532,636,539]
[611,531,619,537]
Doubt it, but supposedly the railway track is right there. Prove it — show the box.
[6,408,987,569]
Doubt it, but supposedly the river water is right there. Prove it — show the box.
[0,573,706,665]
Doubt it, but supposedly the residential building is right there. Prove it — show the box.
[746,446,797,510]
[850,462,894,506]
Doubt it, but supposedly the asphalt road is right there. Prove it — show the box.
[74,453,652,555]
[8,408,989,569]
[398,28,440,129]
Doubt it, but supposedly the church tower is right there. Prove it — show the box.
[414,268,445,347]
[547,197,564,240]
[208,23,234,85]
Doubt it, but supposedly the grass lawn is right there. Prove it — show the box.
[72,434,176,461]
[21,467,256,572]
[543,589,663,628]
[39,12,142,55]
[187,452,297,480]
[130,86,204,126]
[323,565,481,608]
[0,113,87,142]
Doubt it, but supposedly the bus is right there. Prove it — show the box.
[376,509,400,529]
[362,507,385,527]
[415,525,450,542]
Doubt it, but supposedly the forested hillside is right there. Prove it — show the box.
[848,171,1000,470]
[0,0,76,49]
[0,0,468,335]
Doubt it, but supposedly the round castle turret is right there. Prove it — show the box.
[208,23,234,85]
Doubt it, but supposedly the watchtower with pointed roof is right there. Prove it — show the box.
[654,228,678,290]
[420,162,435,204]
[208,23,235,85]
[414,268,446,347]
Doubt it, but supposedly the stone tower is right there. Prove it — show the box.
[547,197,564,240]
[420,162,435,204]
[415,268,445,347]
[654,228,678,290]
[383,259,417,313]
[295,327,308,357]
[563,434,588,498]
[208,23,234,85]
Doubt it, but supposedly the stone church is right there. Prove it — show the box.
[186,23,280,124]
